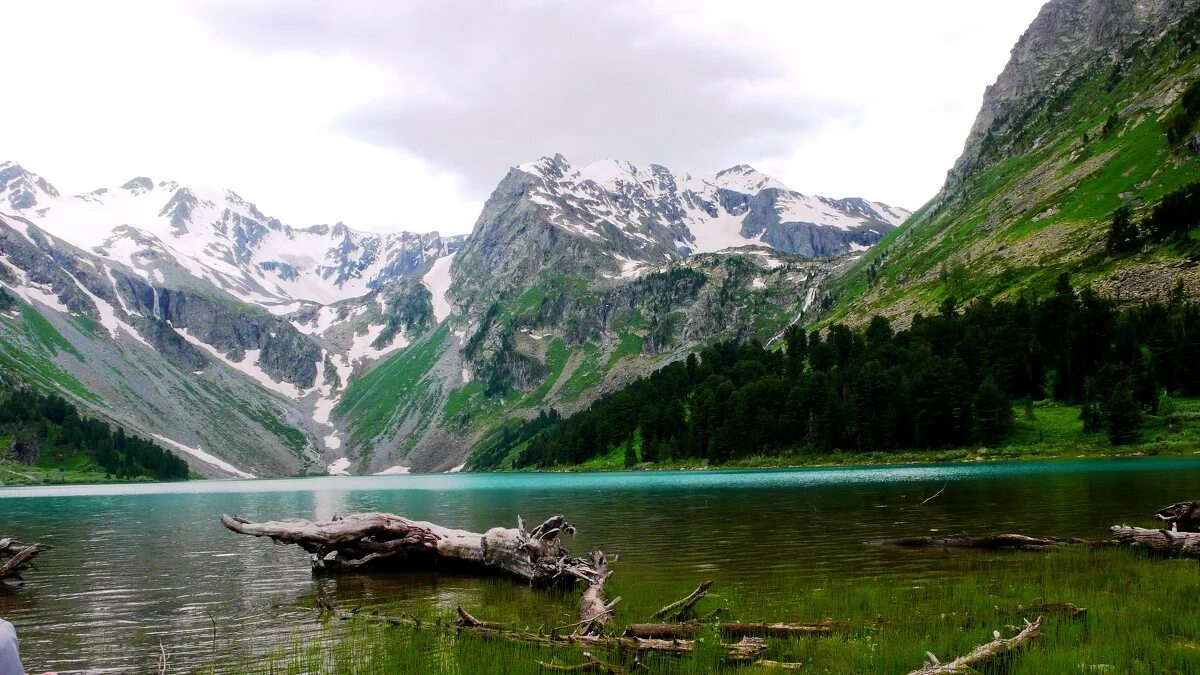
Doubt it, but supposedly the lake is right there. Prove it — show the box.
[1,457,1197,673]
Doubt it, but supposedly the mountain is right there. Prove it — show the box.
[827,0,1200,324]
[0,155,903,475]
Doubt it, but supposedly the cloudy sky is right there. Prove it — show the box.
[4,0,1046,235]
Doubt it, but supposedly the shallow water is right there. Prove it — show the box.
[1,457,1198,672]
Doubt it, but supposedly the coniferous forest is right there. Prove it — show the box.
[470,275,1200,470]
[0,386,189,481]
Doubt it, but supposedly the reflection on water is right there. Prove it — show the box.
[0,457,1198,672]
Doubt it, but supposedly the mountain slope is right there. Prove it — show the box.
[828,0,1200,324]
[0,155,903,475]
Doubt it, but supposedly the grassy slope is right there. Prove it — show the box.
[828,26,1200,324]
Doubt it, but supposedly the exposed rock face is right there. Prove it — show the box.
[0,162,59,210]
[454,155,907,311]
[947,0,1198,189]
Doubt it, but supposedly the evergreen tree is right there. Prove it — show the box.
[1104,380,1142,445]
[971,379,1012,445]
[1106,206,1140,253]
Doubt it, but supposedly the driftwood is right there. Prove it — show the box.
[1110,525,1200,556]
[1156,501,1200,532]
[653,580,713,620]
[909,616,1042,675]
[221,512,597,584]
[572,551,619,635]
[872,534,1081,551]
[0,538,50,583]
[453,605,766,661]
[624,619,844,640]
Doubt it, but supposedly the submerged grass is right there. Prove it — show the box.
[232,546,1200,673]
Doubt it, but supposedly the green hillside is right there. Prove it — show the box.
[828,11,1200,324]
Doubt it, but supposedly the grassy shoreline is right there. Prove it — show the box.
[488,398,1200,473]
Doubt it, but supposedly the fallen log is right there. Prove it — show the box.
[221,512,594,584]
[572,551,619,635]
[0,538,50,583]
[624,619,844,640]
[1110,525,1200,556]
[909,616,1042,675]
[454,605,766,661]
[871,534,1082,551]
[653,580,713,620]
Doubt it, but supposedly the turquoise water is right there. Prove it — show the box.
[1,458,1198,672]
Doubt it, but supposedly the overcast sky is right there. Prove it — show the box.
[3,0,1046,235]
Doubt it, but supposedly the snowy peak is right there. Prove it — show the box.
[713,164,789,193]
[0,160,463,307]
[0,161,59,210]
[506,155,909,259]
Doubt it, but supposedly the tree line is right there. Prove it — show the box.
[470,275,1200,470]
[0,388,190,480]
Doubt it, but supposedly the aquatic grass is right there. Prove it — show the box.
[232,545,1200,672]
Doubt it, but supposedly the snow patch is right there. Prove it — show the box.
[152,433,256,479]
[422,253,456,324]
[327,457,351,476]
[375,465,411,475]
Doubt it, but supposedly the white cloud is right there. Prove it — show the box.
[0,0,1045,235]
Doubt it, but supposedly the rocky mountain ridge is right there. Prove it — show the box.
[0,154,904,476]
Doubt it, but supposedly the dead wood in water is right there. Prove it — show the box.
[0,538,50,583]
[909,616,1042,674]
[624,619,844,640]
[453,605,767,662]
[1155,501,1200,532]
[570,551,619,635]
[872,534,1089,551]
[1110,525,1200,556]
[221,512,599,584]
[653,579,713,620]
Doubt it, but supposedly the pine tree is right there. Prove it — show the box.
[623,443,637,468]
[1106,206,1140,253]
[1104,380,1142,445]
[971,379,1012,445]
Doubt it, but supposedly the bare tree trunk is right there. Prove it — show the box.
[871,534,1083,551]
[0,538,50,583]
[653,580,713,620]
[908,617,1042,674]
[624,620,844,639]
[453,606,766,661]
[221,512,594,584]
[571,551,619,635]
[1110,525,1200,556]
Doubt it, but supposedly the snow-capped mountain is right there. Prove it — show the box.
[0,161,462,312]
[0,153,904,479]
[514,155,908,259]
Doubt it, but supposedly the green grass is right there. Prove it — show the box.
[558,342,603,402]
[231,545,1200,673]
[0,455,156,486]
[19,304,82,360]
[0,308,100,404]
[508,398,1200,473]
[827,26,1200,323]
[336,325,450,449]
